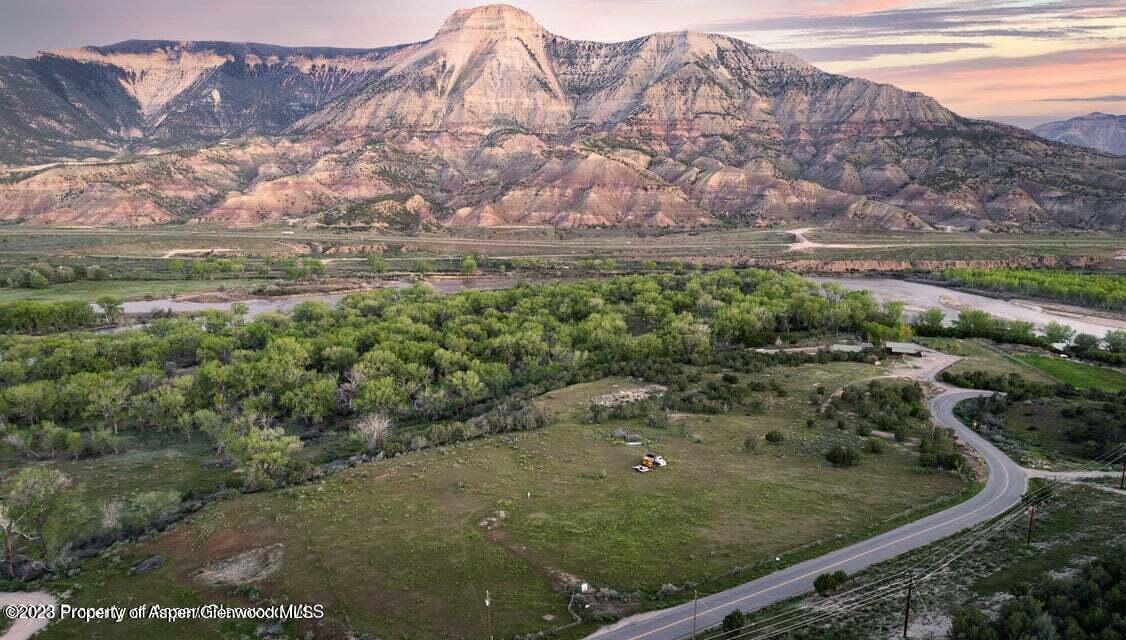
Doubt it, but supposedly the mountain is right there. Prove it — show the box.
[1,4,1124,230]
[1032,113,1126,156]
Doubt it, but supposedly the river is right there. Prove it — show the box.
[120,275,523,319]
[813,277,1124,339]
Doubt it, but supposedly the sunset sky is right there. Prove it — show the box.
[1,0,1123,126]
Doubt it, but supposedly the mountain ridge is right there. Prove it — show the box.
[1032,112,1126,156]
[0,4,1123,231]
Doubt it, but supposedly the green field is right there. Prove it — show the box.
[917,338,1055,383]
[36,364,971,639]
[1017,354,1126,391]
[0,278,270,303]
[0,440,236,506]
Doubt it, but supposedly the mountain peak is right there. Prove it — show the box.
[437,4,545,38]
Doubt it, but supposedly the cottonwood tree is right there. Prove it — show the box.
[6,467,72,560]
[96,295,124,324]
[0,504,32,578]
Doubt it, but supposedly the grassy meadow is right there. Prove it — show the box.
[36,363,972,639]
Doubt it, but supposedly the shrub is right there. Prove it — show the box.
[826,446,860,467]
[721,610,747,637]
[647,411,671,429]
[866,438,885,454]
[814,570,849,596]
[765,430,785,444]
[354,414,392,451]
[854,424,872,437]
[743,436,758,454]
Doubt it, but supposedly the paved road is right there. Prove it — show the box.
[586,386,1030,640]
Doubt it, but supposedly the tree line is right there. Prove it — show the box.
[932,267,1126,311]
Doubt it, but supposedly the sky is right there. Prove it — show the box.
[1,0,1124,126]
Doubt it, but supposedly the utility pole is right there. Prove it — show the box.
[691,590,698,639]
[1120,458,1125,491]
[1027,505,1037,546]
[902,574,914,639]
[485,590,493,640]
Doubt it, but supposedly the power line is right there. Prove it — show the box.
[716,458,1125,640]
[693,445,1126,640]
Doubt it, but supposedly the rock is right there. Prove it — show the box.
[129,555,165,575]
[193,544,285,586]
[0,7,1120,230]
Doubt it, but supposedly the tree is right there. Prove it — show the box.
[913,307,946,332]
[1073,333,1100,353]
[826,446,860,467]
[721,610,746,637]
[85,378,129,433]
[954,309,996,337]
[460,255,478,276]
[1043,321,1075,345]
[1104,329,1126,353]
[6,467,72,559]
[413,258,432,275]
[228,426,304,491]
[0,504,30,578]
[19,269,50,289]
[96,295,124,324]
[367,255,390,274]
[281,375,337,426]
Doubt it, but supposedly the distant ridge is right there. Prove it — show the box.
[1033,112,1126,156]
[0,4,1123,230]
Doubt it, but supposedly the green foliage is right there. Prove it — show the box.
[0,300,98,333]
[460,255,478,276]
[826,446,861,467]
[937,267,1126,311]
[2,467,75,567]
[813,570,849,596]
[226,425,305,491]
[830,380,927,434]
[367,254,390,274]
[765,430,785,444]
[721,609,747,637]
[948,552,1126,639]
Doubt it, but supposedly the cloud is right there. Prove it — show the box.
[1041,95,1126,102]
[861,44,1126,75]
[702,0,1125,39]
[783,42,989,62]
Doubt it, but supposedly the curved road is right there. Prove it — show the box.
[587,383,1029,640]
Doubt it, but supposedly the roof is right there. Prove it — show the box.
[829,343,871,353]
[886,342,925,354]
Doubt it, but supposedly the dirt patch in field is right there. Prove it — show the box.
[591,384,667,407]
[193,543,285,586]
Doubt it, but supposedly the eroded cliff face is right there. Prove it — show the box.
[0,4,1123,230]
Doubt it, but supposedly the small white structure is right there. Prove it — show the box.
[886,342,925,356]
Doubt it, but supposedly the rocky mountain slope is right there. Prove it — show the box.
[1,4,1124,230]
[1032,113,1126,156]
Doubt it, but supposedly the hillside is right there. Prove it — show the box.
[1032,112,1126,156]
[1,4,1124,230]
